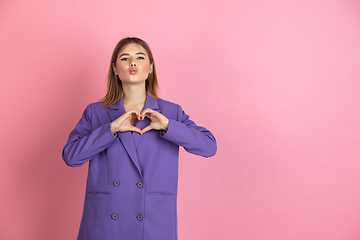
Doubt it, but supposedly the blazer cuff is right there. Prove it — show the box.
[160,119,183,141]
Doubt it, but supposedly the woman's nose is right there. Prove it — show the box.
[130,62,137,67]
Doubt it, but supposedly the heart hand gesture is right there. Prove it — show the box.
[140,108,169,134]
[110,109,169,135]
[110,110,142,134]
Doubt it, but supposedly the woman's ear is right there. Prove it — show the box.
[112,63,117,74]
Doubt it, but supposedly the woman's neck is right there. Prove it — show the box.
[122,83,147,106]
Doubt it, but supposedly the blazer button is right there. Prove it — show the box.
[113,180,120,187]
[136,182,143,188]
[136,214,143,221]
[111,213,118,220]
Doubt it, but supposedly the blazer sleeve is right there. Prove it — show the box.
[161,104,217,157]
[62,104,118,167]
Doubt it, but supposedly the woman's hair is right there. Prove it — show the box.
[100,37,160,108]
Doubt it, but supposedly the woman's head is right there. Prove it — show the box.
[101,37,159,107]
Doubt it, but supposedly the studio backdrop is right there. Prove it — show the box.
[0,0,360,239]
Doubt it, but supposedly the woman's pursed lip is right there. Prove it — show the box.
[130,68,138,74]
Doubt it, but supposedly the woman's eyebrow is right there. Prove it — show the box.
[119,53,129,58]
[118,52,146,58]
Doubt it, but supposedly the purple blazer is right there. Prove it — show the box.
[62,95,217,240]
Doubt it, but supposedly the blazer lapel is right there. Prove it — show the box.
[107,99,142,176]
[132,95,161,147]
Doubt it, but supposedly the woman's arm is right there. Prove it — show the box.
[161,105,217,158]
[62,105,118,167]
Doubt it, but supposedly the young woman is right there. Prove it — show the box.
[62,37,217,240]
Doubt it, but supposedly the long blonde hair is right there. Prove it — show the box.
[100,37,159,108]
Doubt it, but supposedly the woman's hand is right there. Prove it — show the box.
[110,110,142,134]
[140,108,169,134]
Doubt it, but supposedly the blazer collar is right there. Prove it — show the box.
[143,95,160,112]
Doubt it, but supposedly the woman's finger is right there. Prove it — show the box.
[140,108,155,118]
[141,125,153,135]
[129,126,142,134]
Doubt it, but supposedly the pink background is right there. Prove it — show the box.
[1,0,360,239]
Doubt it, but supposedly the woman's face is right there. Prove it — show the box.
[113,43,153,85]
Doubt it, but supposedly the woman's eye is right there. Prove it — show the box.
[120,58,129,61]
[137,56,145,60]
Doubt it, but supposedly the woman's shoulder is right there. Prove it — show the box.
[82,102,108,114]
[157,98,184,120]
[157,98,182,111]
